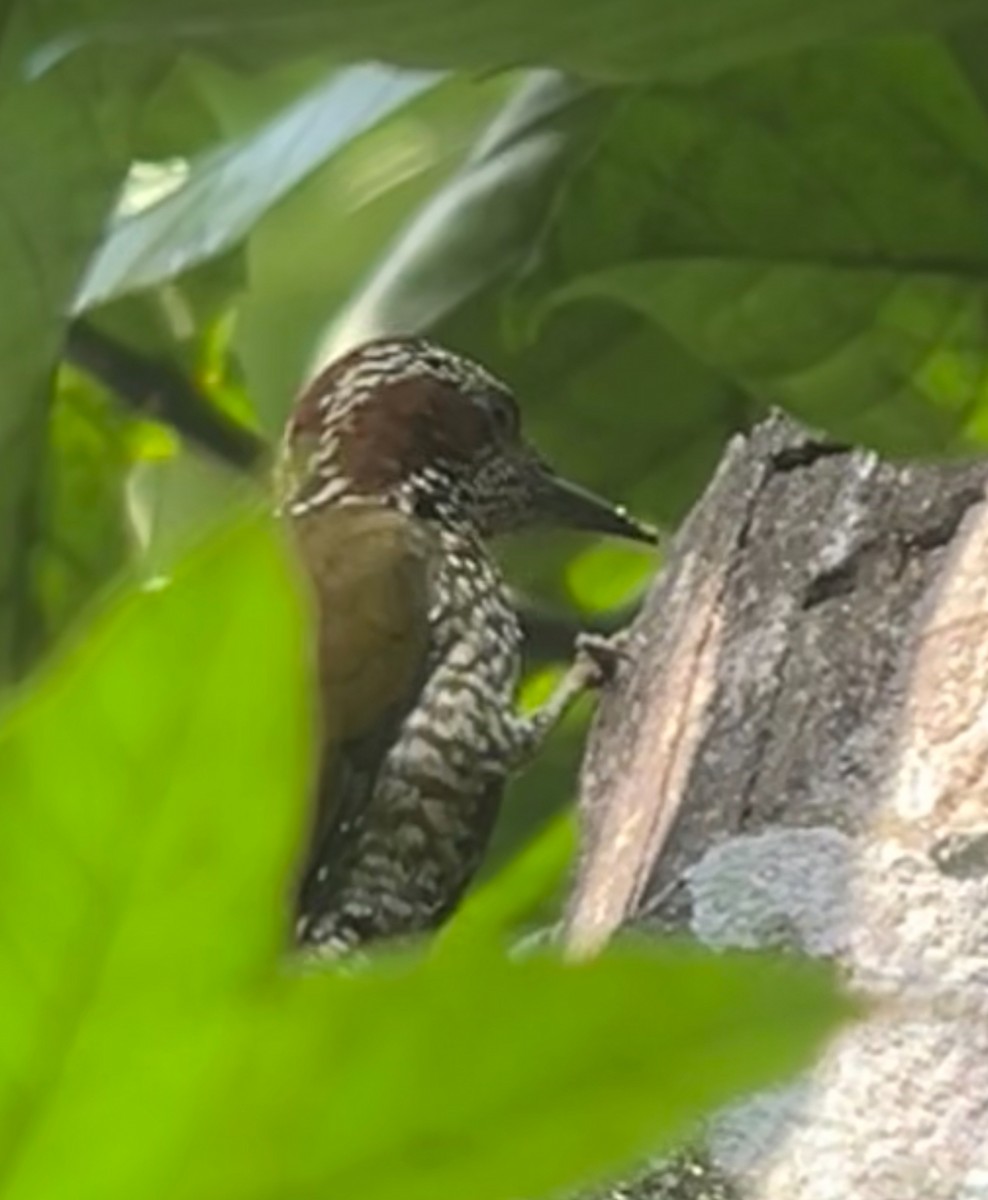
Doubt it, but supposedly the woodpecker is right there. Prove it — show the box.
[276,336,655,956]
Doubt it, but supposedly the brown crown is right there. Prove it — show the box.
[289,337,520,494]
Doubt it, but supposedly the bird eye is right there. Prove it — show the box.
[484,391,519,439]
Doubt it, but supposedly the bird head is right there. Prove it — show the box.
[277,336,656,545]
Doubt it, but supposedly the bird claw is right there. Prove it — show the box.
[573,628,635,688]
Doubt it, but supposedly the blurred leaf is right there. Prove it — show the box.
[484,710,586,880]
[566,543,654,614]
[0,13,136,681]
[36,0,988,83]
[125,447,257,579]
[0,512,312,1199]
[518,663,568,713]
[120,53,367,359]
[29,371,133,651]
[235,72,512,429]
[126,58,222,162]
[184,946,855,1200]
[183,51,341,136]
[321,74,609,345]
[75,65,444,312]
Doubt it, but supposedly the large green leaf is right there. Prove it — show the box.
[526,39,988,455]
[36,0,988,82]
[0,512,855,1200]
[184,946,853,1200]
[0,511,313,1199]
[75,65,444,312]
[550,259,988,453]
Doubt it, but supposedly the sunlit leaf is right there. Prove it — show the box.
[566,543,654,614]
[76,65,444,312]
[0,512,313,1197]
[182,945,857,1200]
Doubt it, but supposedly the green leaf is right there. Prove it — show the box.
[75,65,444,312]
[125,444,260,579]
[322,74,609,340]
[566,542,655,613]
[524,39,988,455]
[30,370,133,651]
[0,510,313,1198]
[184,946,857,1200]
[0,12,135,680]
[37,0,988,83]
[549,259,988,454]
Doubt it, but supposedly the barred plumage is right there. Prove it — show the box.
[277,336,656,955]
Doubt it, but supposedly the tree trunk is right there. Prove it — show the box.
[566,415,988,1200]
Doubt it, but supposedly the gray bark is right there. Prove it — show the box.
[566,415,988,1200]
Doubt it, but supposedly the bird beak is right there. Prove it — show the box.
[532,464,658,546]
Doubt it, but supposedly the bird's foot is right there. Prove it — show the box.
[513,626,637,764]
[572,626,635,689]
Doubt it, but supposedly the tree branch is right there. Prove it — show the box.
[64,320,271,473]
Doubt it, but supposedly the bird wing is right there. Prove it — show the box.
[288,503,439,929]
